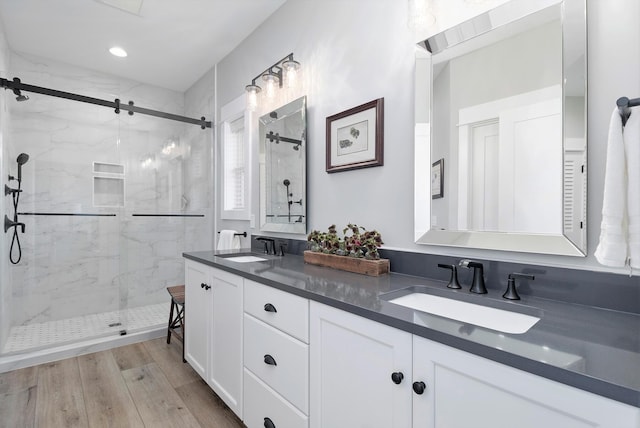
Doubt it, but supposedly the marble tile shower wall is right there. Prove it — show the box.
[0,28,10,349]
[5,52,213,327]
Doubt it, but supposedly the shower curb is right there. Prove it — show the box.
[0,326,164,373]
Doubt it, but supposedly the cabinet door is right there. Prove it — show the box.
[208,267,243,418]
[413,335,640,428]
[310,302,412,428]
[184,260,211,378]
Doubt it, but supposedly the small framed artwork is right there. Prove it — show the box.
[431,158,444,199]
[326,98,384,173]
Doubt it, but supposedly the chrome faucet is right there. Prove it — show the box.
[459,259,487,294]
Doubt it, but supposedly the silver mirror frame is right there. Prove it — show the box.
[259,96,307,234]
[414,0,587,257]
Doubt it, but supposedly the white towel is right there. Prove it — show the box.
[595,108,640,268]
[217,230,241,251]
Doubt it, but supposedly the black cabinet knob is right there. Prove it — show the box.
[264,303,277,313]
[391,371,404,384]
[200,283,211,290]
[264,417,276,428]
[264,354,277,366]
[413,381,427,395]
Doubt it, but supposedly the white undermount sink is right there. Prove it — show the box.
[222,255,268,263]
[388,292,540,334]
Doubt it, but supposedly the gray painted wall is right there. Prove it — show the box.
[215,0,640,276]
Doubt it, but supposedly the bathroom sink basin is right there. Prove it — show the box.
[223,255,268,263]
[386,289,540,334]
[216,252,269,263]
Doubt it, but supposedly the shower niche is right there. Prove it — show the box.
[93,161,125,207]
[259,96,307,234]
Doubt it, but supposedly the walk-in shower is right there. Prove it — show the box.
[0,63,213,370]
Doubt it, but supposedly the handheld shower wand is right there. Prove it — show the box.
[6,153,30,264]
[16,152,29,184]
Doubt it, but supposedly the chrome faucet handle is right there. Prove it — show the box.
[437,264,461,289]
[459,259,487,294]
[502,273,535,300]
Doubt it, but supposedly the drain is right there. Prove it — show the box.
[108,322,122,327]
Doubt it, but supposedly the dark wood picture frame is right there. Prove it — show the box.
[326,98,384,173]
[431,158,444,199]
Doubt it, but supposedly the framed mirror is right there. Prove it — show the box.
[259,96,307,234]
[414,0,587,256]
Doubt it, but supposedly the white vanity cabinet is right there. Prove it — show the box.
[184,258,639,428]
[184,259,210,378]
[243,280,310,428]
[308,300,639,428]
[309,301,413,428]
[412,336,640,428]
[184,260,243,418]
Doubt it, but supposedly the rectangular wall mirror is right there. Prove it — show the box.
[259,96,307,234]
[414,0,587,256]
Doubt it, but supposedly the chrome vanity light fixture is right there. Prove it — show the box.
[245,53,301,111]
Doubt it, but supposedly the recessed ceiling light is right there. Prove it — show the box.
[109,46,128,58]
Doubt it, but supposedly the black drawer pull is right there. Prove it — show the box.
[264,354,277,366]
[264,417,276,428]
[413,381,427,395]
[264,303,277,313]
[391,371,404,384]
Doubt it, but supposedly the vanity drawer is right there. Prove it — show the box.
[244,279,309,343]
[244,313,309,414]
[243,368,308,428]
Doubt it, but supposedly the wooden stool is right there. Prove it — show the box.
[167,285,186,363]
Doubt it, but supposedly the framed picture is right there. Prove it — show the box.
[326,98,384,173]
[431,158,444,199]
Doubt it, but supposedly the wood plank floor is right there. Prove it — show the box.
[0,338,245,428]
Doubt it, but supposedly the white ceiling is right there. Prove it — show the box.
[0,0,286,92]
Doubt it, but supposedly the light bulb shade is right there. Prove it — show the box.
[262,72,280,99]
[245,83,261,111]
[282,59,300,89]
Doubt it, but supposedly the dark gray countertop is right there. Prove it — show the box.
[183,249,640,408]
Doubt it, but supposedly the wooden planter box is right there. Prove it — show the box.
[303,251,390,276]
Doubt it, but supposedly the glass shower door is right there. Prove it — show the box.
[2,92,126,355]
[116,107,212,338]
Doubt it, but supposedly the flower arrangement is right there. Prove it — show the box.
[307,224,384,260]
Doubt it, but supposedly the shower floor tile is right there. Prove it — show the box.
[2,303,168,355]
